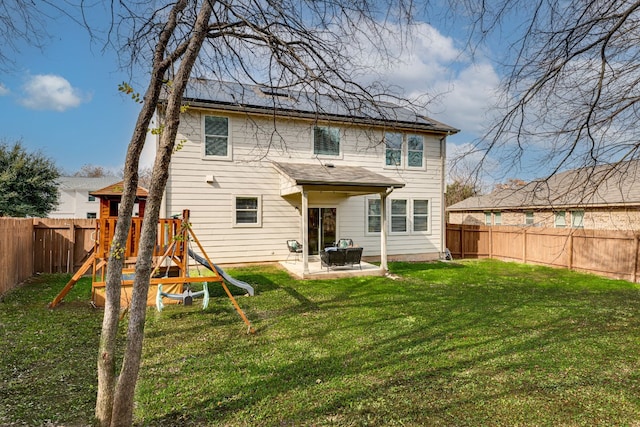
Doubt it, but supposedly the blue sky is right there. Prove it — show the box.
[0,4,501,178]
[0,6,142,174]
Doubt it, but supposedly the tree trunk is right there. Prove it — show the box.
[94,1,190,425]
[108,2,213,425]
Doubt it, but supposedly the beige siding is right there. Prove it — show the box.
[167,108,445,263]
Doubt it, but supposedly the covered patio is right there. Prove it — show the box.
[279,256,383,280]
[273,162,405,279]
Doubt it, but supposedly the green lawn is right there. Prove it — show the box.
[1,259,640,426]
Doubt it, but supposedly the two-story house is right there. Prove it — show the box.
[159,80,458,275]
[50,176,121,218]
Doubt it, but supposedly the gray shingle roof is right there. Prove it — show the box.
[168,79,458,134]
[448,160,640,211]
[273,162,405,189]
[57,176,120,191]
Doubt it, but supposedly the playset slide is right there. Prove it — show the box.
[187,249,255,296]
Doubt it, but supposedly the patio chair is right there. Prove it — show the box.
[286,240,303,262]
[345,247,363,269]
[320,248,347,270]
[335,238,353,249]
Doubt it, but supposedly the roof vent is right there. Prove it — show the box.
[259,87,293,99]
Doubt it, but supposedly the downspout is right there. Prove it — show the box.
[440,134,448,257]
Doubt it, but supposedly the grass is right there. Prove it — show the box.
[1,259,640,426]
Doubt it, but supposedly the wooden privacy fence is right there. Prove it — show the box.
[0,218,96,296]
[32,218,96,274]
[0,218,34,296]
[447,224,640,282]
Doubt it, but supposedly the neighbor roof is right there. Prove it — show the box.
[448,160,640,211]
[57,176,120,191]
[163,79,459,134]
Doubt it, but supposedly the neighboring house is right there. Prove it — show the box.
[50,177,121,219]
[447,160,640,230]
[158,80,458,269]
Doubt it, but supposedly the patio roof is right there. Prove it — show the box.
[273,162,405,196]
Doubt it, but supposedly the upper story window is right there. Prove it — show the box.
[88,195,96,202]
[554,211,566,228]
[385,132,425,169]
[204,115,231,159]
[407,134,424,168]
[385,132,403,167]
[313,126,340,156]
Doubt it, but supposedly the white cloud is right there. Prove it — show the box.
[431,63,501,134]
[19,74,87,111]
[350,22,501,138]
[0,83,9,96]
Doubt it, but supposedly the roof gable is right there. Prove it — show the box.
[90,181,148,198]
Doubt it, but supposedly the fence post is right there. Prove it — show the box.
[489,226,493,258]
[68,221,75,274]
[460,226,464,259]
[567,232,573,271]
[522,228,527,263]
[633,235,639,283]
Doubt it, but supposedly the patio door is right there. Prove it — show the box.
[308,207,337,255]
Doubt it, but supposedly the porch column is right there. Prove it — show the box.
[302,190,309,275]
[380,190,388,273]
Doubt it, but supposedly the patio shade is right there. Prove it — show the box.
[273,162,405,196]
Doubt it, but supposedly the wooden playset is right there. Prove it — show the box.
[49,182,254,332]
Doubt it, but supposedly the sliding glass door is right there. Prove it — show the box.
[307,207,336,255]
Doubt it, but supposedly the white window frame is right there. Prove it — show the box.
[383,132,427,170]
[203,115,232,161]
[571,210,584,228]
[312,125,342,158]
[525,211,534,225]
[484,212,492,226]
[406,134,425,170]
[412,199,431,233]
[389,199,409,234]
[554,211,566,228]
[365,198,381,235]
[493,211,502,226]
[384,132,404,168]
[232,195,262,228]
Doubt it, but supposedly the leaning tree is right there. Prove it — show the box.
[96,0,419,425]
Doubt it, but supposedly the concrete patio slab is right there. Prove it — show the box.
[279,257,384,280]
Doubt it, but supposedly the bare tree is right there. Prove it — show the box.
[0,1,85,71]
[73,164,116,178]
[96,0,417,425]
[450,0,640,186]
